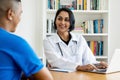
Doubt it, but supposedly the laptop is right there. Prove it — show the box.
[89,49,120,74]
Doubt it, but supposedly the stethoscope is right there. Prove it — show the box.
[57,43,63,56]
[57,41,77,56]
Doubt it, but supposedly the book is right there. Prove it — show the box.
[55,0,60,9]
[83,0,87,10]
[94,19,98,33]
[48,0,51,9]
[60,0,77,10]
[87,41,104,56]
[89,20,94,33]
[51,0,55,9]
[73,26,84,33]
[100,19,104,33]
[77,0,83,10]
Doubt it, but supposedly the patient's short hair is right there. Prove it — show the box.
[0,0,21,17]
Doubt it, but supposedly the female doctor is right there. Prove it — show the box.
[44,8,107,71]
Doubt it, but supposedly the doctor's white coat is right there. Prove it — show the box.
[44,33,97,71]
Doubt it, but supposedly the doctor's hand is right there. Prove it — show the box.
[95,61,108,69]
[76,64,98,71]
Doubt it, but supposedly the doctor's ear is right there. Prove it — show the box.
[7,9,13,21]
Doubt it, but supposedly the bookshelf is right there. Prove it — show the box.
[44,0,109,62]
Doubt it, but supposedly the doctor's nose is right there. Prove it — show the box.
[60,20,66,24]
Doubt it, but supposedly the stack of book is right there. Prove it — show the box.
[48,0,106,10]
[73,19,104,34]
[87,41,103,56]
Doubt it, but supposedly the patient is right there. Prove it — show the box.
[0,0,53,80]
[44,8,107,71]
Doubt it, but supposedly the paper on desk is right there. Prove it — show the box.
[49,68,75,73]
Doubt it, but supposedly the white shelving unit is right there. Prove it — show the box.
[44,0,109,62]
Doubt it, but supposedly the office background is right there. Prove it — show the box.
[15,0,120,61]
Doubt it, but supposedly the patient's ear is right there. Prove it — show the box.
[7,9,13,21]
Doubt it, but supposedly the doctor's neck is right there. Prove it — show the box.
[57,31,70,42]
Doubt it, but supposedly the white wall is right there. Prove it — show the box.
[109,0,120,60]
[15,0,44,57]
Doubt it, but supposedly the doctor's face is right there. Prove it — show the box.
[55,11,70,33]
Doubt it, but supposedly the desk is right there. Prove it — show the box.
[50,71,120,80]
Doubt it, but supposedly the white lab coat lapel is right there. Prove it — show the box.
[55,33,79,62]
